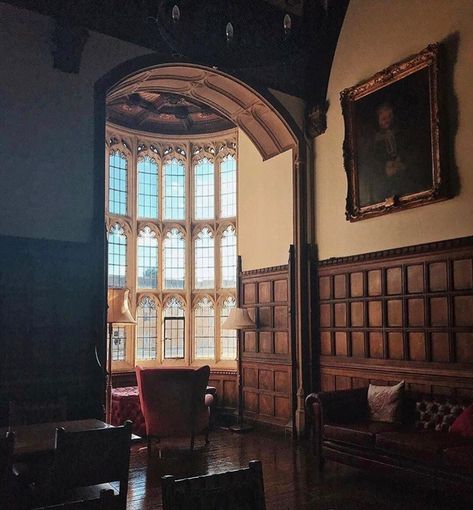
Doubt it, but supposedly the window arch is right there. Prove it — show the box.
[137,155,158,219]
[136,296,158,360]
[108,223,127,288]
[194,297,215,359]
[163,228,185,289]
[108,150,128,215]
[137,227,158,289]
[163,297,185,359]
[221,225,237,288]
[194,227,214,289]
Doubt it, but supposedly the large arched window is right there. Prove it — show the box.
[137,156,158,219]
[194,297,215,359]
[194,228,214,289]
[108,151,128,216]
[106,130,237,368]
[136,296,158,360]
[137,227,158,289]
[108,224,127,288]
[163,228,185,289]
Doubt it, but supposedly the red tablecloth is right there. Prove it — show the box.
[111,386,146,437]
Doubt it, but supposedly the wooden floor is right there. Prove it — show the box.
[125,428,471,510]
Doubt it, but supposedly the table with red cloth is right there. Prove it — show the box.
[111,385,217,437]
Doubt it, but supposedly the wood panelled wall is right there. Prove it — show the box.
[317,236,473,398]
[241,264,293,428]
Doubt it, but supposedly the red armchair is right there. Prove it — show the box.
[135,365,213,451]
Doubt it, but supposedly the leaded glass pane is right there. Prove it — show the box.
[195,297,215,359]
[137,156,158,219]
[220,155,236,218]
[136,297,157,360]
[163,229,185,289]
[194,228,214,289]
[111,325,126,361]
[163,158,185,220]
[137,227,158,289]
[109,151,127,215]
[220,296,237,360]
[194,158,214,219]
[163,297,185,359]
[108,224,126,288]
[221,225,237,288]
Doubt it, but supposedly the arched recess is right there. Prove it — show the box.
[106,64,297,162]
[95,59,311,435]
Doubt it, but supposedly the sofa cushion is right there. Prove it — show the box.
[449,404,473,437]
[324,421,400,447]
[376,431,469,463]
[442,445,473,475]
[368,381,404,422]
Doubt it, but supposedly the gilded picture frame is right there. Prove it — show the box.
[341,44,444,221]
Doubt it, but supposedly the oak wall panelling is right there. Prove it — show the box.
[240,263,294,428]
[317,236,473,399]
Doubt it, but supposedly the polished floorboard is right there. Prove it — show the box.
[125,428,470,510]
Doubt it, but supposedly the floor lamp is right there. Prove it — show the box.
[222,307,256,432]
[106,289,136,424]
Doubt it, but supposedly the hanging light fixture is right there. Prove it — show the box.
[172,4,180,23]
[283,13,292,35]
[225,22,234,43]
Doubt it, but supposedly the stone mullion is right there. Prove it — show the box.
[186,140,193,364]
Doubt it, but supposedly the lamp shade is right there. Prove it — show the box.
[107,289,136,324]
[221,307,255,330]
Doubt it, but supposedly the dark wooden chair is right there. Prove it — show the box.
[33,489,118,509]
[0,431,15,508]
[9,397,68,426]
[26,421,132,510]
[161,460,266,510]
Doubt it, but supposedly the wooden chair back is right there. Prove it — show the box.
[161,460,266,510]
[46,421,132,508]
[0,431,15,506]
[34,489,118,509]
[136,365,211,448]
[9,397,67,425]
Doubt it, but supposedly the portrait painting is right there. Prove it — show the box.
[341,44,445,221]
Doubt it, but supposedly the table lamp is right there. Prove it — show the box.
[106,289,136,423]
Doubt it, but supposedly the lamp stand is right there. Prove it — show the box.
[230,329,252,433]
[105,322,113,424]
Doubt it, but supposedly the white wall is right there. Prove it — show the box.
[315,0,473,259]
[238,130,293,271]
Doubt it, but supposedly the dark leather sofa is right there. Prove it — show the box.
[305,387,473,490]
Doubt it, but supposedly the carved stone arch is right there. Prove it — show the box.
[217,221,236,237]
[192,223,215,240]
[192,294,215,310]
[162,224,186,238]
[137,223,161,239]
[163,294,186,310]
[107,218,132,238]
[217,293,237,307]
[107,64,297,162]
[136,293,161,309]
[162,144,187,164]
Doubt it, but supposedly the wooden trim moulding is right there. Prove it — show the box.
[319,235,473,267]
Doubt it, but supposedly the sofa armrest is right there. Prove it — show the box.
[305,387,369,457]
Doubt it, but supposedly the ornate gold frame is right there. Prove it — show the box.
[341,44,444,221]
